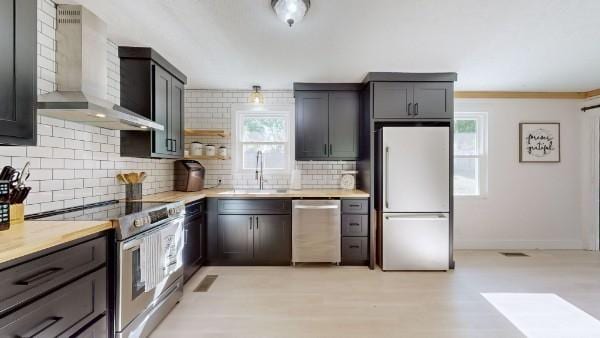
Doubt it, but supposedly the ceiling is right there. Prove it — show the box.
[63,0,600,91]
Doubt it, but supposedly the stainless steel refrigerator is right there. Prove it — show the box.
[381,126,450,271]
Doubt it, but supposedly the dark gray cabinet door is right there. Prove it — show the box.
[153,65,171,155]
[170,78,184,156]
[295,91,329,160]
[373,82,412,119]
[183,213,202,282]
[217,215,254,263]
[0,0,36,146]
[328,92,359,159]
[253,215,291,265]
[412,82,453,119]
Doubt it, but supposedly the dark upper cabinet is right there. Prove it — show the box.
[295,91,329,159]
[119,47,187,158]
[373,81,453,119]
[0,0,37,146]
[412,82,453,118]
[329,92,360,159]
[295,89,360,161]
[372,82,412,119]
[253,215,291,265]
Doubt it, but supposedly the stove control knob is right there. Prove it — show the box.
[134,218,144,227]
[146,216,152,224]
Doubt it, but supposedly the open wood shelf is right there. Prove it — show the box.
[184,155,230,161]
[184,129,229,137]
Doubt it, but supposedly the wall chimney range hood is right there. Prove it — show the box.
[37,5,163,131]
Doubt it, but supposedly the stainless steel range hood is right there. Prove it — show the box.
[37,5,163,131]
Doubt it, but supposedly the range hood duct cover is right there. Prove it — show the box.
[37,5,163,131]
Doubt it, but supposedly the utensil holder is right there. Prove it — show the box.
[10,204,24,225]
[126,183,142,201]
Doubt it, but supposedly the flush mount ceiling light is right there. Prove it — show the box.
[249,85,264,104]
[271,0,310,27]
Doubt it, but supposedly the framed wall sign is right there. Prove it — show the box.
[519,123,560,163]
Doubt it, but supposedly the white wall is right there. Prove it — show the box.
[454,99,583,249]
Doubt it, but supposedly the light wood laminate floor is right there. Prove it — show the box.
[152,250,600,337]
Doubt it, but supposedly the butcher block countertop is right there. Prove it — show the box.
[140,188,370,204]
[0,220,113,265]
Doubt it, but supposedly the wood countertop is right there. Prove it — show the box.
[0,220,113,265]
[140,188,370,204]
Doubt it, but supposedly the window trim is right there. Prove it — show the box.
[454,112,488,198]
[231,104,295,175]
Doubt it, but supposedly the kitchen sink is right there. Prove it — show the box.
[219,189,289,195]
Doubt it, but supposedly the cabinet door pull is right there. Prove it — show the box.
[349,245,360,249]
[407,103,412,116]
[350,223,360,226]
[329,144,333,155]
[414,103,419,115]
[16,267,63,286]
[173,139,177,152]
[255,216,259,230]
[166,138,170,151]
[249,216,253,230]
[323,144,327,155]
[21,316,63,338]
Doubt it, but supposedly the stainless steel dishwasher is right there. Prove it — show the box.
[292,200,341,265]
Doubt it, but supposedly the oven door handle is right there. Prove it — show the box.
[123,239,142,251]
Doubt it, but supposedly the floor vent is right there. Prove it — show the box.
[499,252,529,257]
[194,275,218,292]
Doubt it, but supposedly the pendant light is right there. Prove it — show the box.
[249,85,264,104]
[271,0,310,27]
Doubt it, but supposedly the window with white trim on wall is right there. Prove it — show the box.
[454,112,488,196]
[232,105,293,174]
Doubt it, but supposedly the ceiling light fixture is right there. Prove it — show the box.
[271,0,310,27]
[250,85,264,104]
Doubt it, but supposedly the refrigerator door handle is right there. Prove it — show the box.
[385,146,390,209]
[385,214,448,221]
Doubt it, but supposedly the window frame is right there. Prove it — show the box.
[454,112,488,198]
[231,104,294,175]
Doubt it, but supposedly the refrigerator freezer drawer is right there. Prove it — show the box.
[382,213,449,271]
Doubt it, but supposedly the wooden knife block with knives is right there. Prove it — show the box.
[0,162,32,228]
[117,172,147,201]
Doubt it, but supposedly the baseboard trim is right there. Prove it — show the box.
[454,239,584,250]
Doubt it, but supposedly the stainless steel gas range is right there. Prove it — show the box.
[30,200,186,338]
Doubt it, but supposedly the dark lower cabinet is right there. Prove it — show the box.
[341,199,369,266]
[253,215,292,265]
[0,234,108,337]
[209,199,292,266]
[0,0,37,146]
[217,214,254,264]
[183,200,206,283]
[0,267,107,337]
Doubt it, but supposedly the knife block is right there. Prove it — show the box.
[10,204,24,225]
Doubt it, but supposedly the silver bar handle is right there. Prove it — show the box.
[385,214,448,221]
[249,216,253,230]
[385,146,390,209]
[294,205,339,210]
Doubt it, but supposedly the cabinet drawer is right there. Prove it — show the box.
[185,200,205,216]
[0,267,107,337]
[341,199,368,214]
[72,314,107,338]
[218,199,291,214]
[341,237,368,264]
[0,236,106,315]
[341,215,368,237]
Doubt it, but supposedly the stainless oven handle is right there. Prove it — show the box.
[123,239,141,251]
[294,205,339,210]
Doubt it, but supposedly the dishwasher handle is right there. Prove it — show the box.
[294,205,339,210]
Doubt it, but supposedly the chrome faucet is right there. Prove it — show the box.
[256,150,265,190]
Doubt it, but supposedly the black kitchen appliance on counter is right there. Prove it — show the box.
[175,160,205,192]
